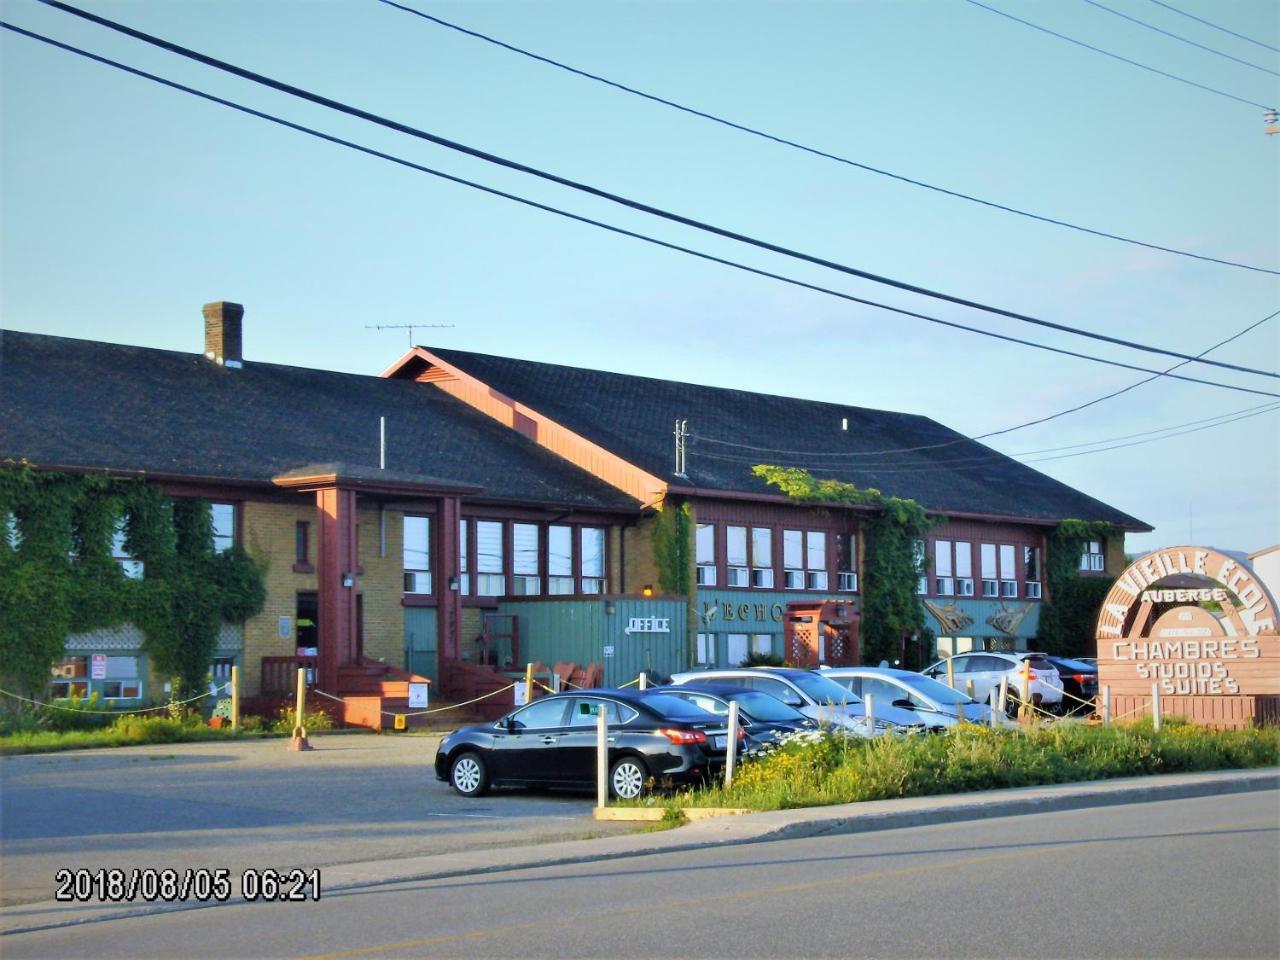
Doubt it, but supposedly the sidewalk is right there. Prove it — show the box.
[3,766,1275,937]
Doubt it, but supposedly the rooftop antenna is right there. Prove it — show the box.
[673,418,689,478]
[365,322,455,346]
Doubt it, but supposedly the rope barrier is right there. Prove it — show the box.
[0,685,227,716]
[311,683,519,719]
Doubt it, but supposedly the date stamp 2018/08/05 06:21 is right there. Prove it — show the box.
[54,868,322,903]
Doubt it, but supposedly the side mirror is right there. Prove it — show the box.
[892,698,915,710]
[505,717,518,733]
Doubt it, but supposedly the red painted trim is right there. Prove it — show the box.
[401,595,438,608]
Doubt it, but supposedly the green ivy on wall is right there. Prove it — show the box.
[1035,518,1118,657]
[651,498,693,598]
[753,466,936,667]
[0,465,266,702]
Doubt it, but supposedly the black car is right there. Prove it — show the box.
[1045,656,1098,715]
[434,689,738,799]
[649,684,819,750]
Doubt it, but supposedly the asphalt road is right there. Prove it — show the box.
[0,733,634,906]
[4,788,1277,959]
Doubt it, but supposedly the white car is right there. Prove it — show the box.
[668,667,920,736]
[818,667,1009,728]
[921,652,1064,716]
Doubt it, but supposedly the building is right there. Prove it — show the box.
[1,303,1149,718]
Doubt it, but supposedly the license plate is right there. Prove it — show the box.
[712,735,727,750]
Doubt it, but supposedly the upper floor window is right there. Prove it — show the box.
[512,522,540,596]
[1024,546,1042,599]
[548,525,573,595]
[805,531,827,590]
[111,517,144,580]
[934,539,954,596]
[914,539,927,594]
[295,521,310,566]
[1081,540,1105,572]
[403,516,431,594]
[211,503,236,553]
[751,527,774,588]
[980,543,998,597]
[580,527,605,594]
[783,530,804,589]
[999,544,1018,597]
[3,512,19,551]
[953,540,973,596]
[458,519,470,595]
[836,533,857,592]
[726,525,749,587]
[475,520,505,596]
[696,523,716,586]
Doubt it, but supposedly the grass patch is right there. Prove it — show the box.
[634,720,1279,812]
[0,715,281,755]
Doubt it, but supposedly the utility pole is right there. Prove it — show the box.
[364,323,455,345]
[673,418,688,477]
[1266,109,1279,136]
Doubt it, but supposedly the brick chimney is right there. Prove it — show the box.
[203,301,244,368]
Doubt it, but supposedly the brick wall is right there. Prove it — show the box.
[356,506,403,667]
[622,515,663,595]
[1106,533,1128,576]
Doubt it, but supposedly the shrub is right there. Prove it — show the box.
[44,691,114,732]
[741,650,784,668]
[271,705,334,735]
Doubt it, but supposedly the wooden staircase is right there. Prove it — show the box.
[336,658,436,732]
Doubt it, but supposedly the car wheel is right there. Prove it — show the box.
[609,756,648,800]
[450,751,489,797]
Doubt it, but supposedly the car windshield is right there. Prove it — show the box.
[899,673,972,704]
[640,693,722,722]
[790,673,859,705]
[724,690,806,722]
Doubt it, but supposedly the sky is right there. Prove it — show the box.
[1,0,1277,555]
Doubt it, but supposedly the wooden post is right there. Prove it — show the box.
[596,708,608,809]
[1019,660,1032,723]
[230,665,240,730]
[1151,682,1162,732]
[288,667,312,751]
[946,656,955,690]
[525,662,534,702]
[725,701,739,787]
[1101,685,1111,725]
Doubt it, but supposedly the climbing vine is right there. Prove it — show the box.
[651,498,694,598]
[0,464,266,703]
[1035,519,1119,657]
[753,466,936,667]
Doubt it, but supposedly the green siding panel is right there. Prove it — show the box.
[404,607,439,683]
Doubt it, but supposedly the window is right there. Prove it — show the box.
[512,523,540,595]
[48,656,89,699]
[806,531,827,590]
[696,633,715,666]
[914,540,927,594]
[568,698,637,726]
[1081,540,1105,572]
[211,502,236,553]
[1024,545,1042,599]
[980,543,998,597]
[102,656,140,700]
[783,530,804,589]
[752,634,773,656]
[580,527,605,594]
[294,521,309,566]
[999,544,1017,597]
[211,657,235,680]
[475,520,505,596]
[508,698,569,730]
[458,519,470,595]
[695,523,717,586]
[836,533,857,592]
[547,525,573,594]
[727,633,750,666]
[402,516,431,594]
[751,527,774,588]
[726,525,748,587]
[954,541,974,596]
[111,517,144,580]
[4,512,19,550]
[934,539,954,596]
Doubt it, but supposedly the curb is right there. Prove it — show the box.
[3,767,1275,937]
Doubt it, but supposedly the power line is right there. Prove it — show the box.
[963,0,1277,110]
[6,20,1277,404]
[1080,0,1279,77]
[690,308,1280,459]
[1147,0,1280,55]
[1014,400,1279,455]
[373,0,1278,276]
[36,0,1280,379]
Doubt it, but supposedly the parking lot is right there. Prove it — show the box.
[0,733,639,907]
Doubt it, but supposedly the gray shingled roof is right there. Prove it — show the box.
[424,346,1150,529]
[0,330,639,512]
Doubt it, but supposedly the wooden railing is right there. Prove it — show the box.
[260,655,318,696]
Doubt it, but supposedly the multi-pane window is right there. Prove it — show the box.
[580,527,605,594]
[999,544,1018,597]
[211,503,236,553]
[102,656,140,700]
[403,516,431,594]
[696,523,717,586]
[1081,540,1105,572]
[1024,546,1042,599]
[726,525,749,587]
[48,656,89,699]
[547,525,573,595]
[512,523,540,595]
[458,519,470,595]
[727,633,750,666]
[475,520,505,596]
[954,541,974,596]
[783,530,804,589]
[751,527,774,588]
[696,633,715,666]
[806,531,828,590]
[914,540,927,594]
[836,533,857,592]
[980,543,998,597]
[752,634,773,656]
[934,539,954,596]
[111,517,144,580]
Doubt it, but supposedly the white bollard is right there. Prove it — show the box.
[989,686,998,728]
[1102,685,1111,725]
[865,693,875,736]
[997,675,1009,717]
[596,708,609,809]
[725,701,739,787]
[1151,682,1162,733]
[638,672,647,691]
